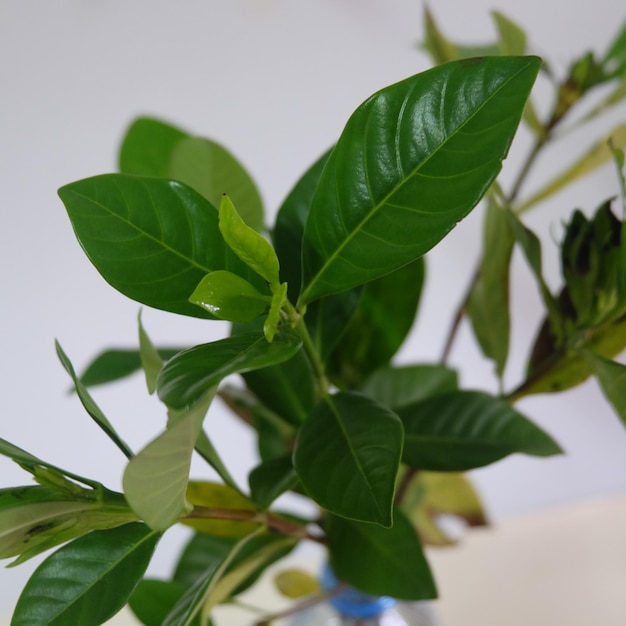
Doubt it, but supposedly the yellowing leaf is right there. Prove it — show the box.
[274,568,320,598]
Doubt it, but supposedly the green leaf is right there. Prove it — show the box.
[11,523,159,626]
[398,390,562,471]
[58,174,264,319]
[491,10,526,55]
[123,391,216,530]
[248,455,298,509]
[299,56,541,304]
[242,348,316,426]
[360,364,458,411]
[264,281,288,342]
[602,20,626,78]
[219,195,280,288]
[0,485,137,565]
[170,136,265,233]
[516,125,626,213]
[180,481,261,538]
[467,200,515,376]
[293,391,403,526]
[326,509,437,601]
[173,533,236,589]
[327,258,424,387]
[583,352,626,426]
[138,312,165,395]
[129,579,201,626]
[274,149,332,300]
[76,347,183,389]
[157,331,302,410]
[55,341,134,459]
[118,117,188,177]
[274,569,319,598]
[189,270,270,322]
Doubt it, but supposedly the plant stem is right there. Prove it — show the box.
[187,506,325,545]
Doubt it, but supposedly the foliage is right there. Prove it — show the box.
[3,8,626,626]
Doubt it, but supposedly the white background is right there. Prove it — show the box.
[1,0,625,619]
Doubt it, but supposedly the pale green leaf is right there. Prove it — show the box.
[138,311,165,395]
[583,351,626,426]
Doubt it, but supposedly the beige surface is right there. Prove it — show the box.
[3,496,625,626]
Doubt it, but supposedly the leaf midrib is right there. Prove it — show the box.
[300,60,533,303]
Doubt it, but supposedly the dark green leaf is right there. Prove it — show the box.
[157,331,302,410]
[583,352,626,426]
[58,174,264,319]
[11,523,159,626]
[293,392,403,527]
[189,270,270,322]
[274,148,332,301]
[118,117,188,177]
[129,579,201,626]
[299,56,540,304]
[328,259,424,387]
[360,364,458,411]
[398,390,562,471]
[174,533,236,589]
[170,136,264,232]
[467,200,514,376]
[56,341,134,459]
[248,455,298,509]
[326,509,437,601]
[242,348,316,426]
[77,347,184,389]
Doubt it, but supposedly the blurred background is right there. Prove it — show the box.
[1,0,625,621]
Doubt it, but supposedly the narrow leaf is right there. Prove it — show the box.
[157,331,302,411]
[293,392,403,527]
[58,175,264,319]
[516,125,626,213]
[491,10,526,55]
[56,341,134,459]
[264,281,288,342]
[189,270,270,322]
[299,56,541,304]
[11,523,159,626]
[138,312,165,394]
[326,510,437,601]
[129,579,201,626]
[360,364,458,411]
[583,351,626,426]
[170,136,265,232]
[219,195,280,287]
[467,200,515,376]
[398,390,562,471]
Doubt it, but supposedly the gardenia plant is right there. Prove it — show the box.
[2,9,626,626]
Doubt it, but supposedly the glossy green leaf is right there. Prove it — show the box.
[583,352,626,426]
[242,348,316,426]
[118,117,188,177]
[326,509,437,601]
[181,481,261,538]
[170,136,265,232]
[299,56,541,304]
[516,125,626,214]
[189,270,270,322]
[56,341,134,459]
[77,347,183,389]
[123,391,216,530]
[219,195,280,288]
[129,579,201,626]
[293,391,403,526]
[0,485,137,565]
[274,149,332,300]
[248,454,298,509]
[138,312,165,395]
[467,200,515,376]
[264,281,288,342]
[360,364,458,411]
[11,523,159,626]
[327,258,424,387]
[157,331,302,410]
[58,175,264,319]
[398,390,562,471]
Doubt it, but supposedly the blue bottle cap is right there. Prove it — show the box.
[321,564,396,619]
